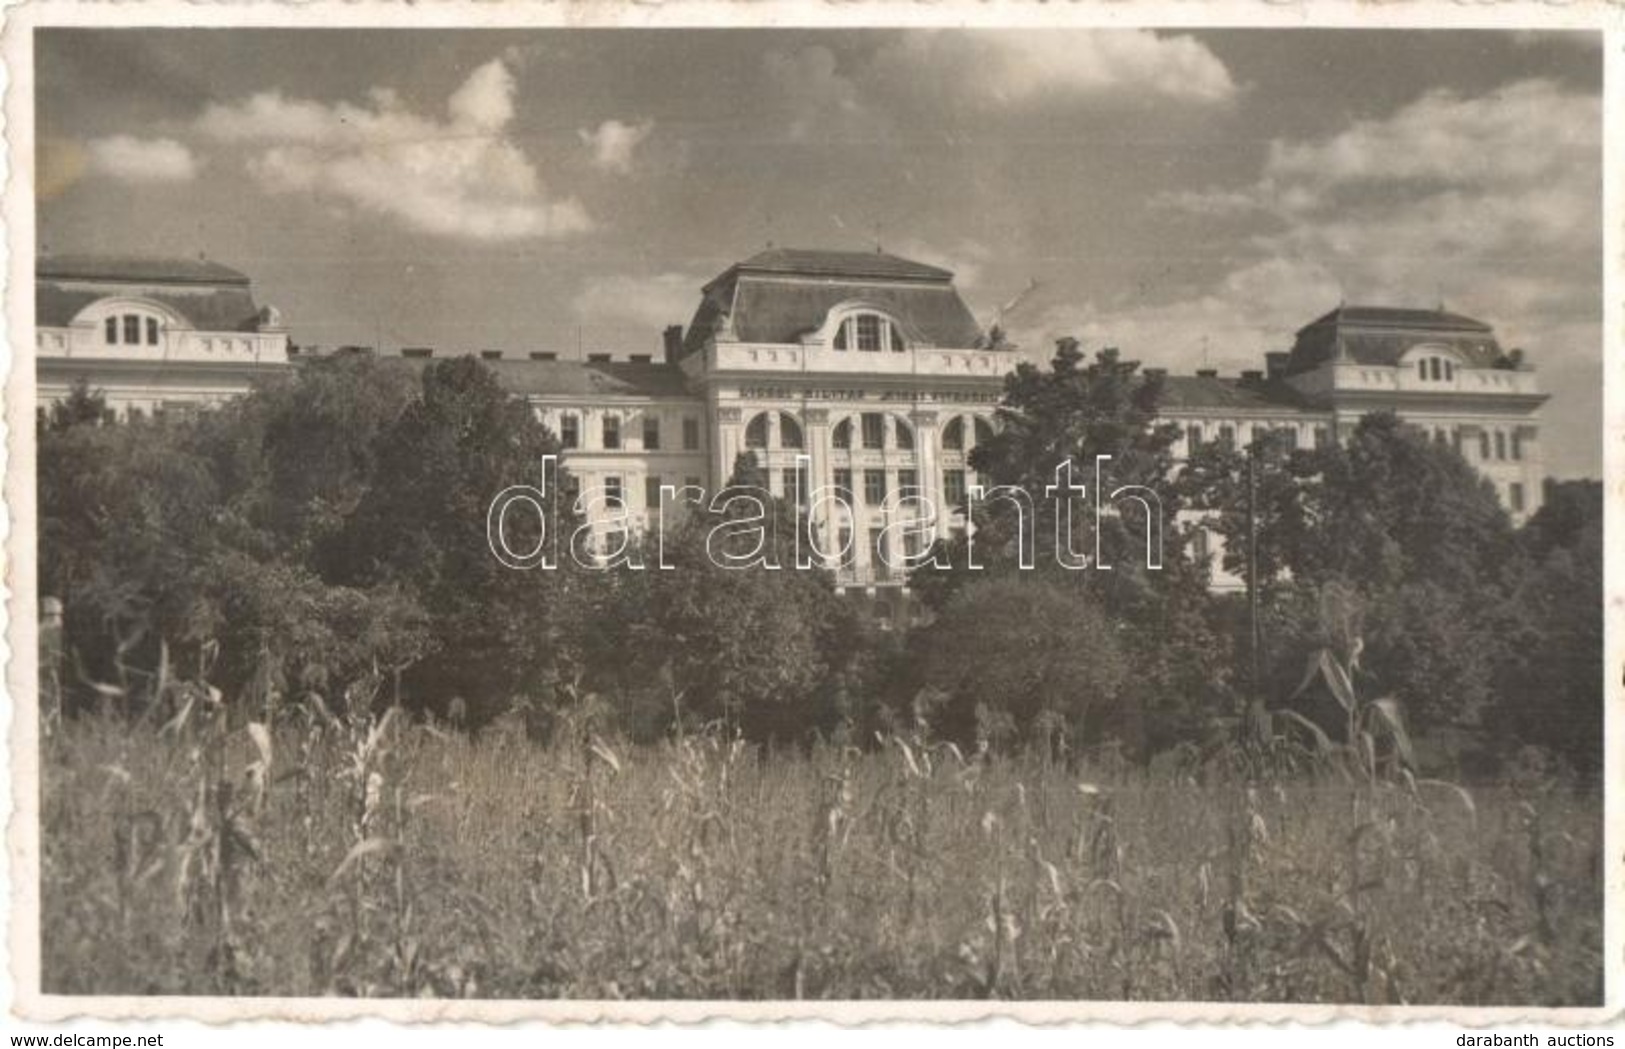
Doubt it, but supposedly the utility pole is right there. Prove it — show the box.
[1245,445,1265,746]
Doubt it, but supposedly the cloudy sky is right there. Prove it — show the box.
[35,29,1603,476]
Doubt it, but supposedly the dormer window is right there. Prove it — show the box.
[104,311,162,346]
[832,311,906,352]
[1415,355,1455,382]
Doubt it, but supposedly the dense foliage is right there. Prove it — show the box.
[36,345,1603,775]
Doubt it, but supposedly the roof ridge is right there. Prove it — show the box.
[38,253,252,285]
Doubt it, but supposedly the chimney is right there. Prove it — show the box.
[1144,367,1167,382]
[1240,369,1264,384]
[1195,368,1218,379]
[663,325,684,360]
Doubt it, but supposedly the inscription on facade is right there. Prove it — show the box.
[735,386,1001,405]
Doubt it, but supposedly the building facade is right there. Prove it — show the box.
[1156,306,1548,523]
[35,255,290,418]
[35,247,1549,591]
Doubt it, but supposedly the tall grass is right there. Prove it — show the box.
[40,709,1602,1003]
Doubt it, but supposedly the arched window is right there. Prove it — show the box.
[1415,353,1459,382]
[974,417,995,448]
[745,413,769,449]
[102,309,165,347]
[832,310,907,353]
[832,418,853,450]
[744,410,804,450]
[941,417,965,451]
[894,416,915,451]
[779,413,804,450]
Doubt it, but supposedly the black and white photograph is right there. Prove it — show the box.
[5,7,1616,1030]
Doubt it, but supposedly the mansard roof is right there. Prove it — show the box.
[1157,375,1316,413]
[38,254,251,286]
[682,247,985,356]
[486,359,692,399]
[1300,305,1493,335]
[37,254,266,332]
[379,354,693,400]
[1286,303,1506,374]
[730,248,955,284]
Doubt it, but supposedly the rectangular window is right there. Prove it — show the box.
[1510,483,1526,513]
[105,317,118,344]
[1444,361,1454,381]
[603,415,621,450]
[1313,426,1329,450]
[1452,429,1463,454]
[1280,427,1298,450]
[836,527,854,566]
[643,415,661,450]
[902,530,922,561]
[1186,425,1203,453]
[856,315,882,352]
[1418,360,1428,380]
[1479,432,1491,460]
[870,528,890,579]
[1511,432,1523,460]
[784,465,809,506]
[834,468,854,507]
[1218,424,1236,449]
[604,475,623,508]
[683,417,700,450]
[146,317,159,345]
[898,468,918,496]
[943,469,967,510]
[861,412,885,450]
[863,468,887,506]
[560,414,580,449]
[1495,431,1507,461]
[123,315,141,345]
[645,475,663,510]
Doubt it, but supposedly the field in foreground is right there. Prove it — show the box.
[40,711,1603,1003]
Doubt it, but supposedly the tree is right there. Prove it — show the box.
[335,356,581,726]
[921,577,1129,757]
[587,452,848,744]
[1186,412,1527,741]
[1491,481,1604,774]
[911,339,1233,757]
[36,363,432,715]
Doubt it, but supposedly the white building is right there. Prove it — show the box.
[1157,306,1548,522]
[35,248,1548,591]
[36,254,290,418]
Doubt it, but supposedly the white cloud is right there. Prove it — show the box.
[876,30,1237,109]
[762,46,880,143]
[762,32,1234,143]
[572,272,703,333]
[1030,78,1602,474]
[578,119,655,174]
[85,135,199,183]
[889,237,993,290]
[195,58,591,242]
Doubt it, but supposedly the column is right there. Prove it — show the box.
[715,405,743,487]
[804,407,833,567]
[911,409,943,539]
